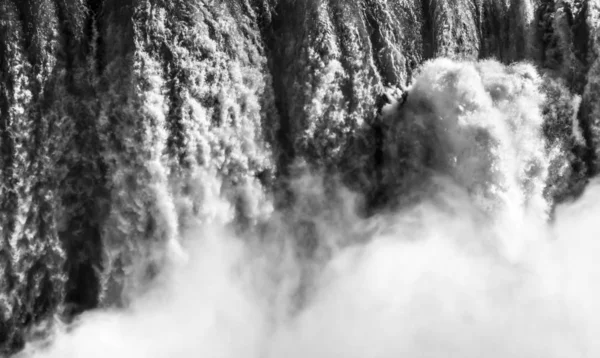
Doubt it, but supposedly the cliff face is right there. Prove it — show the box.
[1,0,599,353]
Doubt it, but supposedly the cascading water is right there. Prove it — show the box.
[2,0,600,356]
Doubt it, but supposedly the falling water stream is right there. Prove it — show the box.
[2,0,600,357]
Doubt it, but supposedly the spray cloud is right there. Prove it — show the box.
[16,59,600,358]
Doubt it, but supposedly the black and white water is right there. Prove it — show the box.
[2,0,600,356]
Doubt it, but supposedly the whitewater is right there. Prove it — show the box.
[2,58,597,357]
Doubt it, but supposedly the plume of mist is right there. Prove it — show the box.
[16,58,600,358]
[17,178,600,358]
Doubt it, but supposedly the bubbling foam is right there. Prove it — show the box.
[384,59,551,224]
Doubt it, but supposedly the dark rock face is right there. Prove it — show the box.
[1,0,599,354]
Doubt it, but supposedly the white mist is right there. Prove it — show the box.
[18,59,600,358]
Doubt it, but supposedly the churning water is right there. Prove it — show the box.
[9,58,600,357]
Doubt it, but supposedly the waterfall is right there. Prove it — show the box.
[1,0,600,356]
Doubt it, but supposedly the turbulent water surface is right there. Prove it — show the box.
[1,0,600,356]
